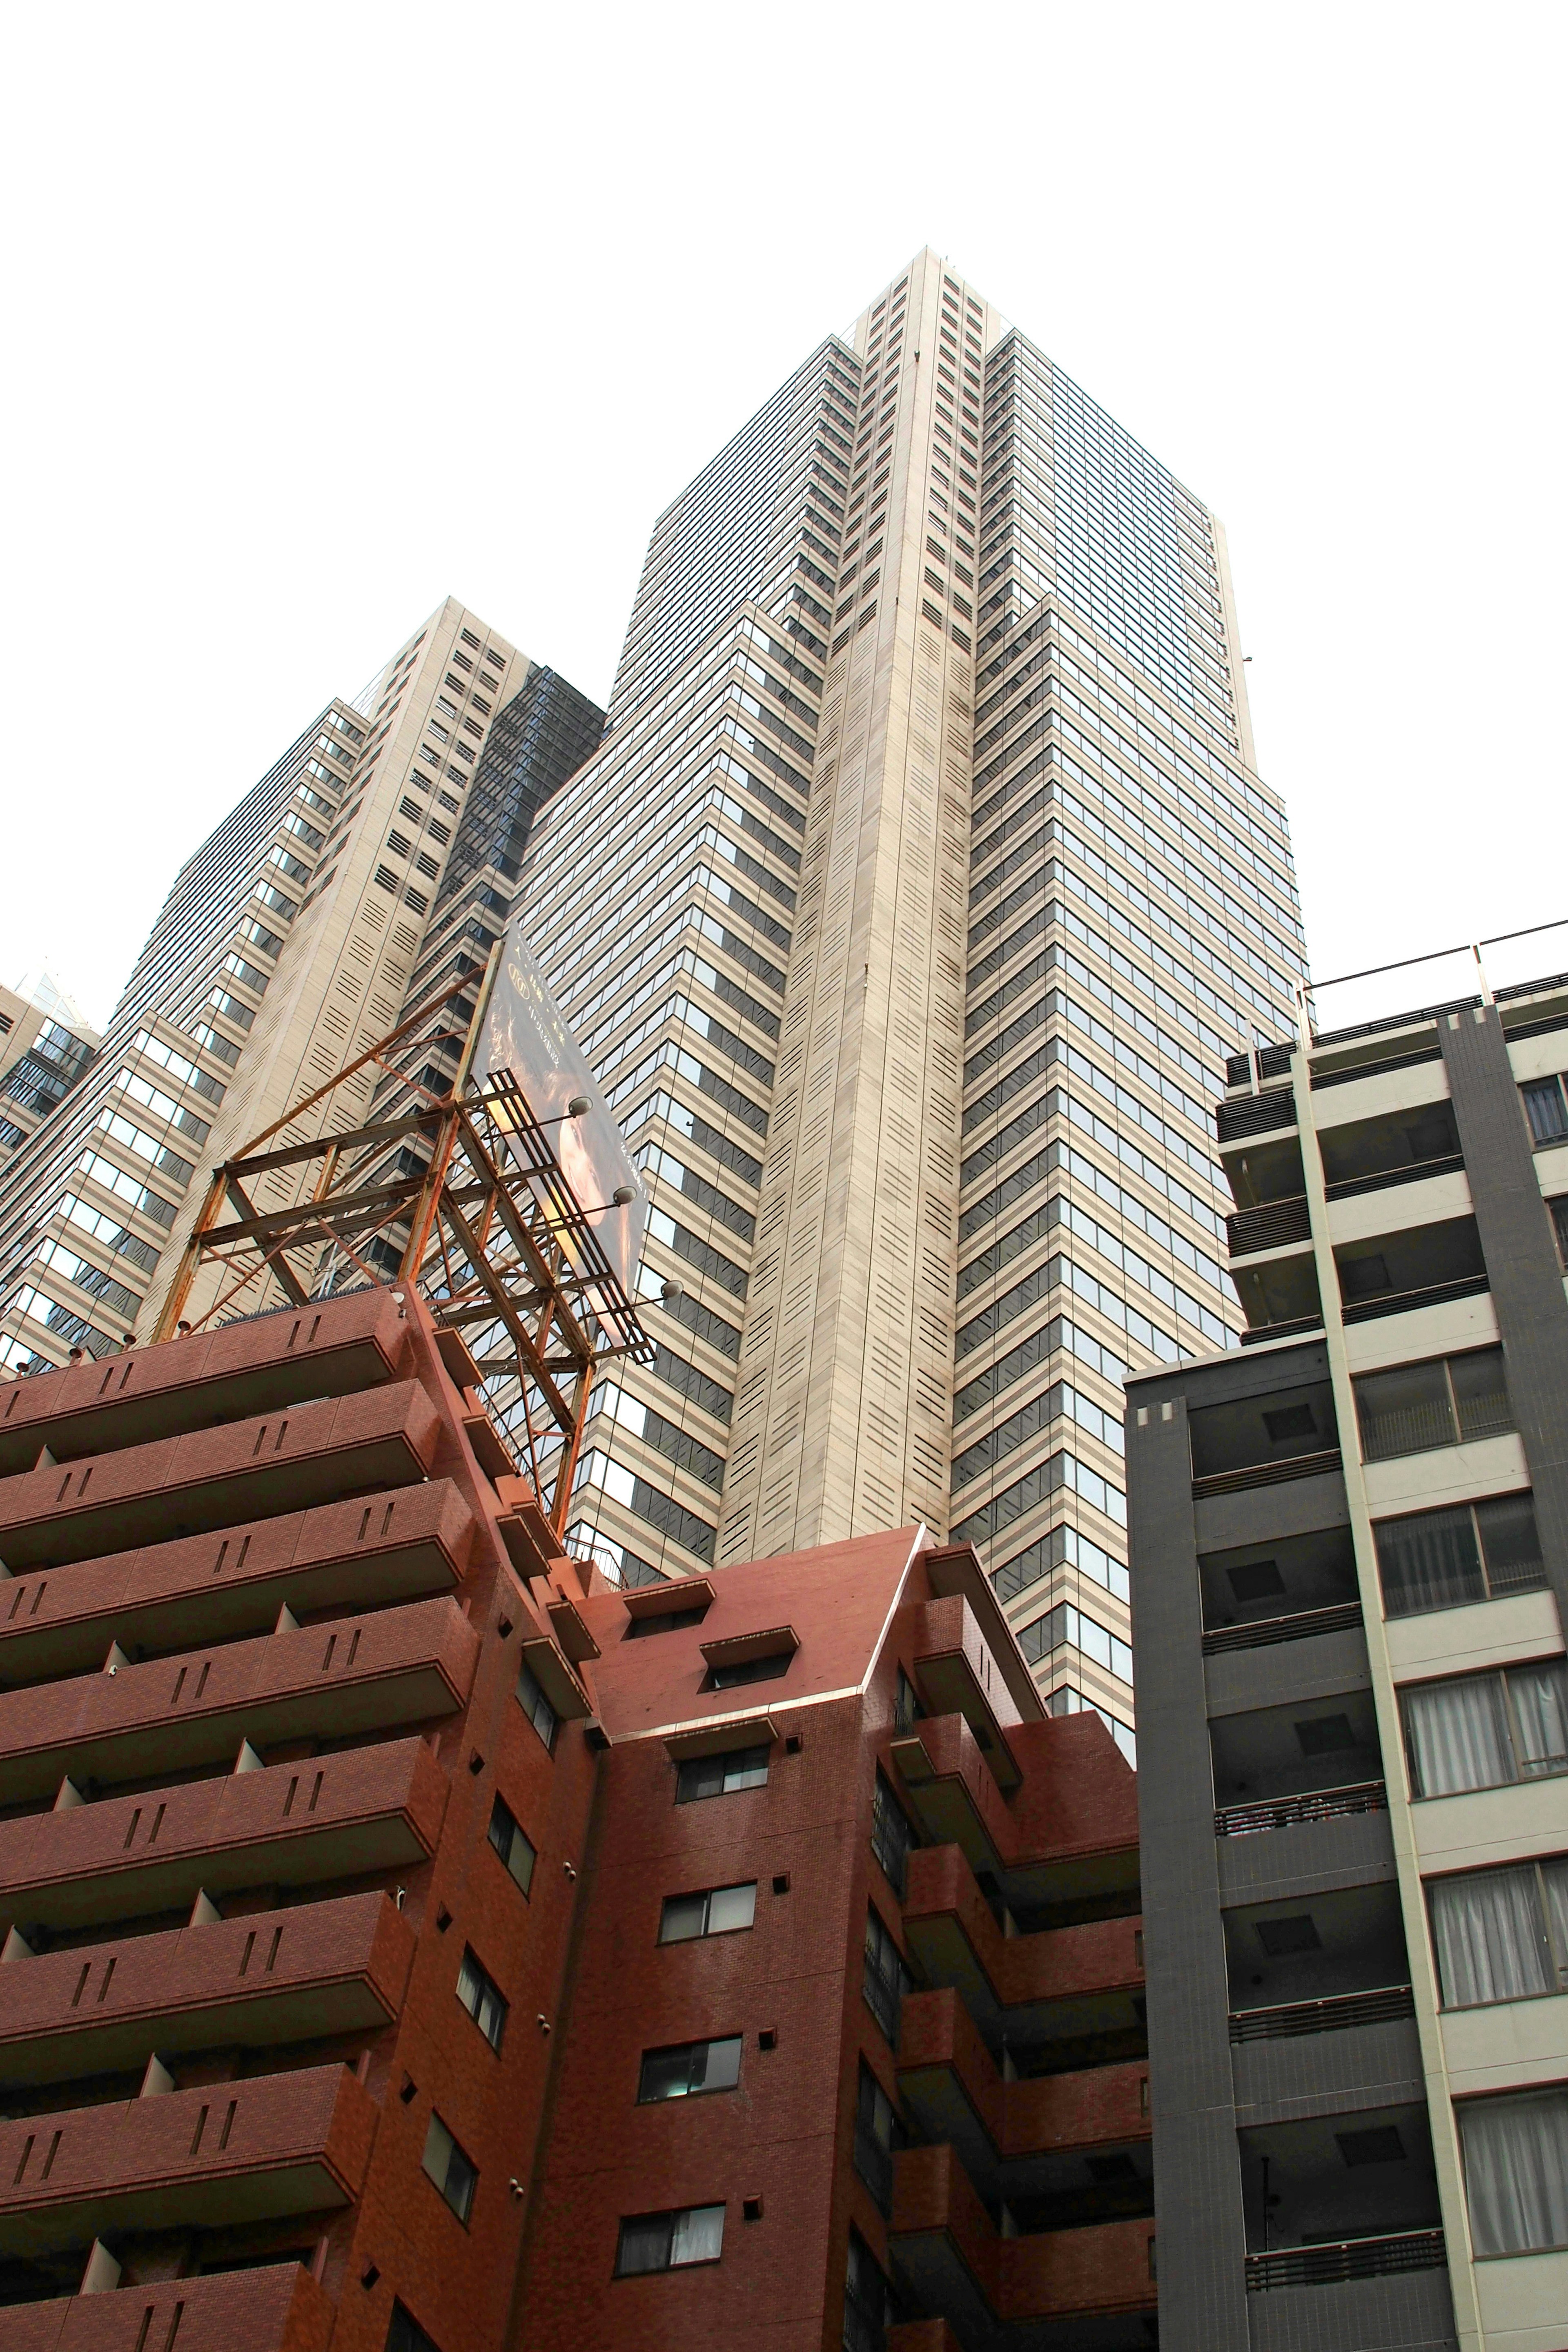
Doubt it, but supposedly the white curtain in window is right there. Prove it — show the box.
[1404,1677,1512,1797]
[1430,1869,1553,2007]
[1461,2091,1568,2256]
[1509,1665,1568,1776]
[670,2205,725,2265]
[1542,1860,1568,1981]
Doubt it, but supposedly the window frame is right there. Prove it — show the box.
[613,2203,726,2277]
[1401,1658,1568,1800]
[456,1946,508,2051]
[675,1743,769,1802]
[515,1659,559,1753]
[486,1794,536,1895]
[657,1880,757,1944]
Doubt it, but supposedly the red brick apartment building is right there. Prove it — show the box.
[0,1288,1152,2352]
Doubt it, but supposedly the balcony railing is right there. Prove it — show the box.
[1229,1983,1415,2042]
[1245,2228,1446,2291]
[1240,1313,1325,1346]
[1227,1196,1312,1257]
[1215,1781,1388,1839]
[1217,1089,1296,1143]
[1341,1272,1489,1326]
[1310,1044,1443,1090]
[1324,1152,1464,1202]
[1202,1600,1364,1655]
[1191,1448,1341,1501]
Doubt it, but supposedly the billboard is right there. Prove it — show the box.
[473,920,648,1294]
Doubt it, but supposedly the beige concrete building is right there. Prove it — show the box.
[0,976,100,1176]
[0,603,602,1373]
[524,247,1306,1748]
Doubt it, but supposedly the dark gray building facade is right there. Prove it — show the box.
[1126,956,1568,2352]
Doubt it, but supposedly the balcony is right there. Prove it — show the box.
[1317,1099,1461,1205]
[0,1383,443,1572]
[0,1733,448,1931]
[910,1597,1022,1791]
[1187,1377,1340,1501]
[0,1595,479,1804]
[1334,1214,1488,1328]
[890,2144,1156,2336]
[0,2062,375,2258]
[898,1987,1149,2195]
[0,1288,410,1477]
[1204,1602,1364,1656]
[7,2259,334,2352]
[0,1890,414,2087]
[890,1715,1017,1877]
[1199,1524,1361,1653]
[1238,2101,1446,2325]
[0,1479,478,1688]
[902,1845,1144,2068]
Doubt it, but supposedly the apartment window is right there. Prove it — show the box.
[421,2113,478,2224]
[386,2303,441,2352]
[637,2034,742,2102]
[1429,1856,1568,2007]
[862,1906,911,2046]
[626,1604,709,1639]
[870,1769,915,1897]
[706,1650,791,1692]
[1374,1494,1546,1616]
[658,1882,756,1943]
[853,2063,902,2214]
[675,1743,768,1802]
[1550,1195,1568,1268]
[456,1948,508,2050]
[1459,2089,1568,2256]
[387,831,412,858]
[1402,1660,1568,1798]
[843,2229,895,2352]
[515,1660,558,1752]
[893,1669,924,1735]
[614,2203,725,2276]
[1521,1074,1568,1144]
[486,1796,535,1894]
[400,797,423,821]
[1354,1348,1512,1461]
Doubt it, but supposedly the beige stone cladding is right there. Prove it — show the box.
[140,601,527,1335]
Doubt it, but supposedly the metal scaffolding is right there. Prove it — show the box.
[149,960,652,1528]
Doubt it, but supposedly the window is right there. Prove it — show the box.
[843,2229,895,2352]
[457,1948,508,2050]
[853,2063,902,2214]
[1551,1195,1568,1268]
[706,1650,791,1692]
[487,1795,535,1893]
[421,2113,477,2224]
[675,1743,768,1802]
[387,2302,441,2352]
[658,1882,756,1943]
[515,1660,558,1752]
[893,1669,924,1735]
[870,1770,914,1897]
[615,2203,725,2275]
[626,1604,709,1639]
[862,1907,911,2046]
[637,2035,742,2102]
[1375,1494,1546,1616]
[1521,1074,1568,1144]
[1429,1856,1568,2007]
[1354,1348,1512,1461]
[1402,1660,1568,1797]
[386,831,412,858]
[1459,2088,1568,2255]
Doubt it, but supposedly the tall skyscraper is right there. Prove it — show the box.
[0,602,601,1373]
[523,249,1306,1754]
[0,978,100,1178]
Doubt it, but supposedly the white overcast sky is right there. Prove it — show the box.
[2,1,1562,1033]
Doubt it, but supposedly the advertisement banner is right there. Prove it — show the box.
[474,920,648,1293]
